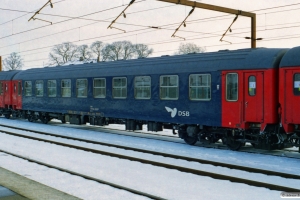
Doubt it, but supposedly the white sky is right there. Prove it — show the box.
[1,0,300,69]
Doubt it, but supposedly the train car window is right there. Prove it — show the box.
[226,73,238,101]
[248,76,256,96]
[48,80,57,97]
[189,74,211,101]
[24,81,32,96]
[0,82,2,95]
[35,80,44,97]
[93,78,106,98]
[18,82,21,96]
[294,73,300,96]
[160,75,179,100]
[113,77,127,99]
[134,76,151,99]
[61,79,71,97]
[76,79,88,98]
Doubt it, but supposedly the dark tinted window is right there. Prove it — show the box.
[248,76,256,96]
[18,82,21,96]
[294,74,300,96]
[226,73,238,101]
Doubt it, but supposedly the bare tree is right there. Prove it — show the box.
[122,41,136,60]
[135,44,153,58]
[3,52,23,70]
[175,43,206,55]
[48,42,78,66]
[77,45,93,62]
[90,41,104,62]
[102,41,136,61]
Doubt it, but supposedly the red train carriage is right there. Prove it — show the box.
[220,49,288,150]
[222,69,279,131]
[0,71,21,118]
[11,80,22,110]
[279,46,300,149]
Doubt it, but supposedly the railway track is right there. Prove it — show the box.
[0,124,300,192]
[6,119,300,158]
[0,149,166,200]
[55,122,300,156]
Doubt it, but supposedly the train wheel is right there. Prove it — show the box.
[41,117,49,124]
[225,135,243,151]
[184,136,198,145]
[4,114,10,119]
[28,115,35,122]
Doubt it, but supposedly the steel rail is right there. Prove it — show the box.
[0,128,300,192]
[0,149,166,200]
[0,124,299,179]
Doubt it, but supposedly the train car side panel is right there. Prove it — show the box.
[279,67,300,133]
[12,80,22,110]
[222,68,279,130]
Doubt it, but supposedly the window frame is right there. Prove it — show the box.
[189,74,211,101]
[93,78,106,98]
[48,80,57,97]
[0,82,3,95]
[248,76,256,96]
[18,81,21,96]
[160,75,179,100]
[76,79,88,98]
[112,77,127,99]
[293,73,300,96]
[24,81,32,96]
[134,76,151,100]
[61,79,71,98]
[226,73,238,101]
[35,80,44,97]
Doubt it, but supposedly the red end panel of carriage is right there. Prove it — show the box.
[11,80,22,110]
[3,80,13,109]
[279,67,300,133]
[221,69,279,131]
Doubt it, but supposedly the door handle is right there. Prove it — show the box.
[245,101,248,108]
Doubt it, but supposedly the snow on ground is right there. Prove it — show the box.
[0,118,298,199]
[0,153,150,200]
[0,125,299,190]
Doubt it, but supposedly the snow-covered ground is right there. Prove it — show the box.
[0,118,299,200]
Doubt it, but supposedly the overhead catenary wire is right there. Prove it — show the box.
[0,1,298,44]
[22,33,300,69]
[1,0,300,43]
[0,0,67,26]
[3,15,300,60]
[2,1,300,66]
[9,21,300,59]
[0,0,148,41]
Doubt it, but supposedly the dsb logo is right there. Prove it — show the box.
[178,111,190,117]
[165,107,190,118]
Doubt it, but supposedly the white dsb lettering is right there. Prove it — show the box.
[178,111,190,117]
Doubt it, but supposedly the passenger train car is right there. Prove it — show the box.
[0,46,299,152]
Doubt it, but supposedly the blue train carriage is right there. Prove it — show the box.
[13,47,286,149]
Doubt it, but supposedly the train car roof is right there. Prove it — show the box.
[0,70,21,80]
[279,46,300,68]
[13,48,287,80]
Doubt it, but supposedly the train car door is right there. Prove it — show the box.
[12,81,22,109]
[0,81,3,108]
[243,72,264,123]
[284,70,300,125]
[3,81,11,108]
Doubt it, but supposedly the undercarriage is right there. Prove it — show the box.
[1,108,300,153]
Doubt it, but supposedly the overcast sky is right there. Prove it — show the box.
[1,0,300,69]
